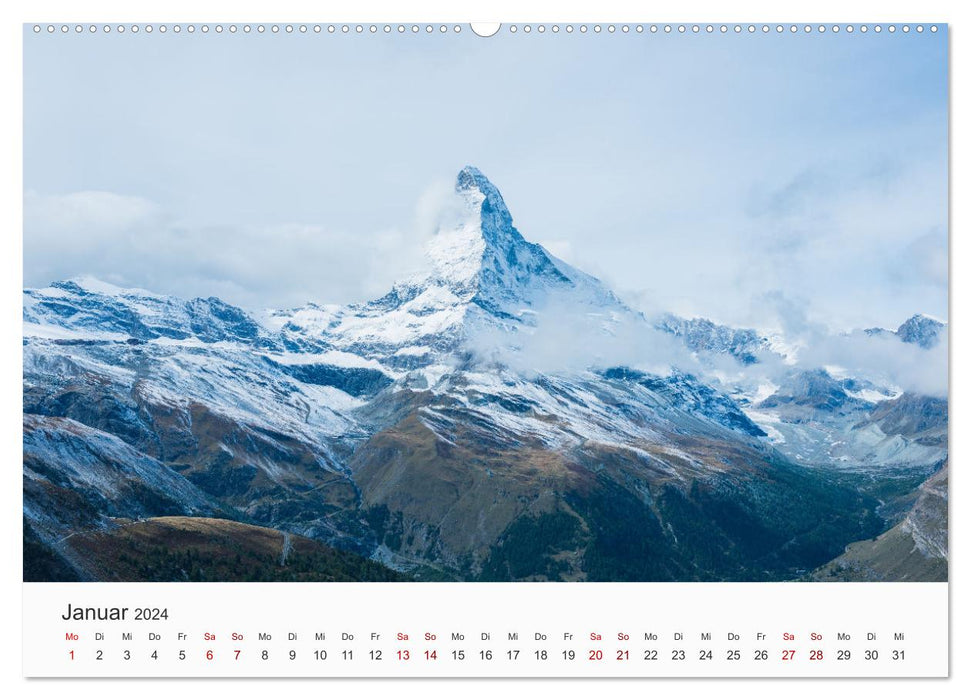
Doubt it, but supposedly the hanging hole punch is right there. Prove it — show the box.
[470,23,501,38]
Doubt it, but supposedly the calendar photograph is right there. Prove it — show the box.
[23,23,948,587]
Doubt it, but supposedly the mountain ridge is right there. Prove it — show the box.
[22,166,948,582]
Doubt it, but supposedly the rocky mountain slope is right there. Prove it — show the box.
[813,464,947,582]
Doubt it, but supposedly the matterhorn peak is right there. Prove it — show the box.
[455,165,513,227]
[422,167,575,311]
[455,164,493,192]
[412,166,623,320]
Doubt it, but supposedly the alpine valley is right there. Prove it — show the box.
[23,167,948,582]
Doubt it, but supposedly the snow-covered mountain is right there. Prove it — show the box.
[865,313,947,349]
[24,278,279,347]
[267,165,634,371]
[23,167,947,582]
[655,314,769,365]
[747,369,946,470]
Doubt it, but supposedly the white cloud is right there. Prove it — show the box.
[794,329,948,399]
[25,190,162,235]
[726,290,949,398]
[23,188,446,311]
[466,297,702,379]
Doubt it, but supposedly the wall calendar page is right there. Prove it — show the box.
[17,7,952,687]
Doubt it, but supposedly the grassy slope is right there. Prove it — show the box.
[58,516,408,582]
[812,521,947,582]
[813,467,948,582]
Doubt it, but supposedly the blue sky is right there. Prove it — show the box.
[24,26,948,331]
